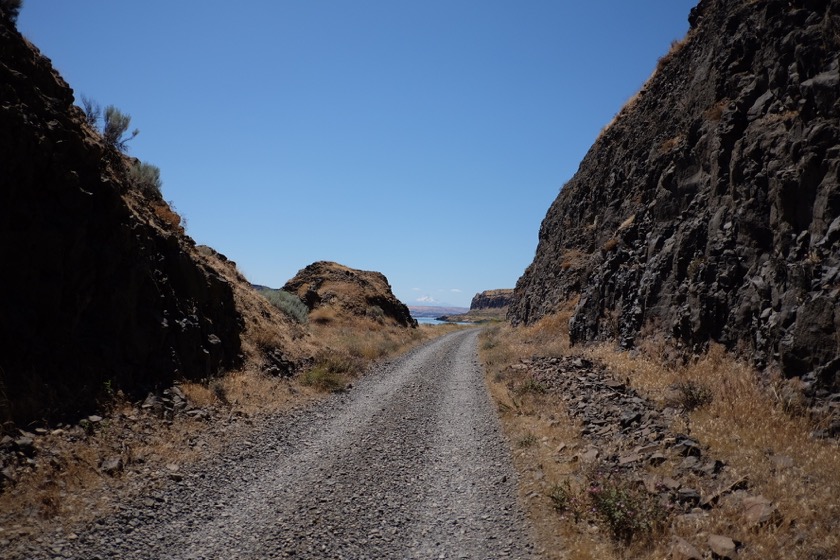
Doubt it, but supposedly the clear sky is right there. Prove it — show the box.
[18,1,696,308]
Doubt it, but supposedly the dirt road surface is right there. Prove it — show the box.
[14,329,535,559]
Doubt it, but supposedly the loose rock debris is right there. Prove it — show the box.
[511,355,774,553]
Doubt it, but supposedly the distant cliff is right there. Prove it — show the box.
[510,0,840,393]
[437,289,513,323]
[470,289,514,310]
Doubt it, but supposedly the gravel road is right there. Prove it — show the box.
[16,329,535,559]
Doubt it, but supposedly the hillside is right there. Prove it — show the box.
[0,17,315,425]
[510,0,840,394]
[283,261,417,328]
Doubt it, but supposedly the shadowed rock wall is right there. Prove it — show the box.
[0,21,243,424]
[511,0,840,392]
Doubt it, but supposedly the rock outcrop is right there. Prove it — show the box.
[510,0,840,392]
[437,289,513,323]
[470,289,514,311]
[283,261,417,328]
[0,20,246,424]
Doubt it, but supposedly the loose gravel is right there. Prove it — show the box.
[13,329,535,559]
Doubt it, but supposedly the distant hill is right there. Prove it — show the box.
[409,305,469,318]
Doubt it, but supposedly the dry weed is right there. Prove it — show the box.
[481,306,840,560]
[585,342,840,559]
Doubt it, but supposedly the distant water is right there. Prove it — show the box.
[413,316,474,326]
[414,316,449,325]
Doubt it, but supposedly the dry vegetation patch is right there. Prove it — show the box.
[0,303,465,548]
[481,308,840,559]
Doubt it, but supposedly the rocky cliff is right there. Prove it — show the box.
[283,261,417,328]
[470,289,514,311]
[0,20,252,424]
[510,0,840,393]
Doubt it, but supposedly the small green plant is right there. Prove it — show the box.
[211,380,228,405]
[674,379,713,412]
[514,376,548,396]
[128,161,162,194]
[79,418,95,436]
[257,288,309,324]
[367,305,385,323]
[0,0,22,23]
[548,481,583,521]
[587,468,666,543]
[300,367,346,393]
[517,432,538,448]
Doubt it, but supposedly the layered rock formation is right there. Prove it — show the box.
[0,20,248,424]
[283,262,417,328]
[470,289,514,310]
[436,289,513,323]
[510,0,840,392]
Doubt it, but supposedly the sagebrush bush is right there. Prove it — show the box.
[513,376,548,396]
[80,95,101,128]
[258,289,309,324]
[674,379,713,411]
[103,105,138,151]
[587,468,667,543]
[128,161,162,194]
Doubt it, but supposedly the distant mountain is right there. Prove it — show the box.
[409,305,469,318]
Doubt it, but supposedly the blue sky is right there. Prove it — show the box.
[18,1,696,308]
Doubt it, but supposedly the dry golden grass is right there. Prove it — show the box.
[0,399,213,538]
[149,199,183,233]
[704,99,730,122]
[0,299,463,546]
[587,343,840,559]
[561,249,588,271]
[659,134,684,153]
[601,237,619,252]
[481,306,840,560]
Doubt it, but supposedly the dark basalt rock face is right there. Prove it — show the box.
[283,261,417,328]
[470,289,514,311]
[0,20,243,424]
[510,0,840,392]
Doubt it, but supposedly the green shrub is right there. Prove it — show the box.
[367,305,385,323]
[0,0,22,23]
[103,105,139,151]
[258,288,309,324]
[548,481,583,521]
[513,376,548,395]
[128,161,162,194]
[300,367,346,393]
[587,468,666,543]
[517,432,538,448]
